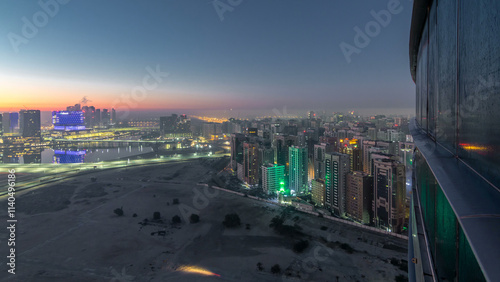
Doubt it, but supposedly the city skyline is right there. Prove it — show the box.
[1,0,415,113]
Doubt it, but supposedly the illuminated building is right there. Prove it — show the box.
[243,142,260,186]
[408,1,500,281]
[53,150,86,163]
[346,171,373,224]
[311,178,326,207]
[274,134,297,186]
[373,158,405,233]
[288,146,308,194]
[262,164,285,195]
[19,110,41,138]
[324,152,349,216]
[52,111,85,131]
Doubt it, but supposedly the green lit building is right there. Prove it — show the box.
[262,164,285,195]
[288,146,308,195]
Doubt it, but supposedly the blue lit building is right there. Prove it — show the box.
[409,1,500,281]
[53,150,86,163]
[52,111,86,131]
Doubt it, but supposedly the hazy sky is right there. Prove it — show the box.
[0,0,415,115]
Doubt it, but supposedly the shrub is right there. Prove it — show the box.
[270,264,281,274]
[293,240,309,253]
[172,215,181,223]
[190,214,200,223]
[320,226,328,231]
[223,213,241,228]
[340,243,354,254]
[153,212,161,220]
[132,213,137,217]
[390,258,399,266]
[114,207,124,216]
[256,262,263,271]
[246,223,251,230]
[395,274,408,282]
[172,198,179,205]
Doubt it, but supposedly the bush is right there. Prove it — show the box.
[269,215,284,228]
[293,240,309,253]
[340,243,354,254]
[246,223,251,230]
[270,264,281,274]
[320,226,328,231]
[390,258,399,266]
[256,262,263,271]
[132,213,137,217]
[153,212,161,220]
[190,214,200,223]
[172,215,181,223]
[395,274,408,282]
[114,207,124,216]
[223,213,241,228]
[172,198,179,205]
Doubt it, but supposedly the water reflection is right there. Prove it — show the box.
[0,145,154,164]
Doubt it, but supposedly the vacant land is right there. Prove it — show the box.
[0,159,407,281]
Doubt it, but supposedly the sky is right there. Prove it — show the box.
[0,0,415,116]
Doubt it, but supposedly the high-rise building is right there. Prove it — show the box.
[19,110,41,138]
[9,113,18,133]
[111,108,116,124]
[288,146,308,194]
[243,142,260,186]
[346,171,373,224]
[95,109,101,125]
[0,114,2,136]
[313,142,336,179]
[311,178,326,207]
[230,133,247,170]
[408,1,499,281]
[262,164,285,195]
[274,135,297,186]
[2,113,10,134]
[373,159,405,233]
[101,109,110,126]
[324,152,349,216]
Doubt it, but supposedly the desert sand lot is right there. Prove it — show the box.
[0,159,408,282]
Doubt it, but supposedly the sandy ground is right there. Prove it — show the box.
[0,159,408,282]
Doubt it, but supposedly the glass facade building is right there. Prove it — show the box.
[409,1,500,281]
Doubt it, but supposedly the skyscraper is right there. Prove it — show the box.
[19,110,41,138]
[243,142,260,186]
[324,152,349,216]
[262,164,285,195]
[288,146,308,194]
[2,113,10,134]
[373,159,405,233]
[346,171,373,224]
[0,114,2,136]
[311,178,326,207]
[408,1,500,281]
